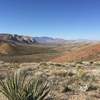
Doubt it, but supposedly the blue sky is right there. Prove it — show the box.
[0,0,100,40]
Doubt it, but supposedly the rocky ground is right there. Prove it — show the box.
[0,61,100,100]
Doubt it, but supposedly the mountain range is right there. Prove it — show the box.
[0,33,66,44]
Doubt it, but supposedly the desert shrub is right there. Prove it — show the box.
[8,63,20,69]
[63,66,96,93]
[62,86,72,92]
[0,74,5,80]
[54,63,63,67]
[39,62,48,66]
[86,85,98,91]
[0,70,50,100]
[76,65,86,78]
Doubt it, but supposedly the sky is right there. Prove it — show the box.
[0,0,100,40]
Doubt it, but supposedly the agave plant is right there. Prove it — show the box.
[0,70,50,100]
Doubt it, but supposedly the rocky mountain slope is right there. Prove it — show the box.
[0,34,35,44]
[0,33,66,44]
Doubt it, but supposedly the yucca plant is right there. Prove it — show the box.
[0,70,50,100]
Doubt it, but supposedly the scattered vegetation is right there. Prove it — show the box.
[0,61,100,100]
[63,65,97,93]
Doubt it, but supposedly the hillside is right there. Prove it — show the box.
[0,43,59,62]
[52,43,100,63]
[0,43,17,55]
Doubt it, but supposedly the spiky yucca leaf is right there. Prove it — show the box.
[0,70,50,100]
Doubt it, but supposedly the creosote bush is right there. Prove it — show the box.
[0,70,50,100]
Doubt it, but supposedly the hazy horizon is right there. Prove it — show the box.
[0,33,100,41]
[0,0,100,40]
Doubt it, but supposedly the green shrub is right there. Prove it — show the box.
[0,70,50,100]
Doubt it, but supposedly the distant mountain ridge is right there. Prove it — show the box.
[0,34,35,44]
[0,33,66,44]
[33,36,66,44]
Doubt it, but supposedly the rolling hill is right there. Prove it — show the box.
[52,43,100,63]
[0,43,17,55]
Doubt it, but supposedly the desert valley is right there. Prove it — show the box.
[0,34,100,100]
[0,0,100,99]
